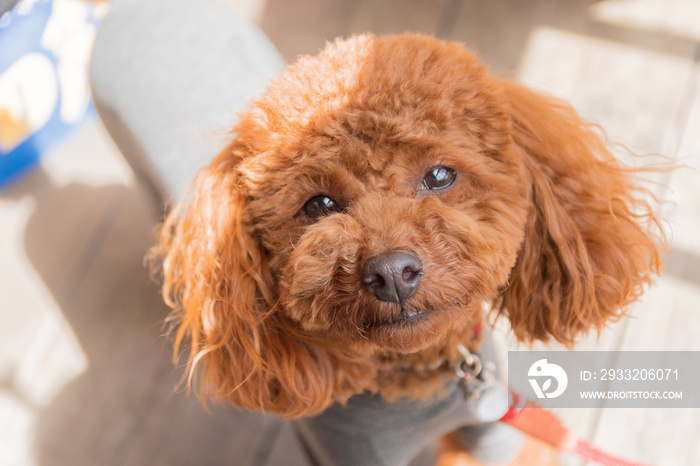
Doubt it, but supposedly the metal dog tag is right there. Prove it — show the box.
[464,379,510,423]
[456,345,510,423]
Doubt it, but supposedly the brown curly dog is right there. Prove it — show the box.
[153,33,662,464]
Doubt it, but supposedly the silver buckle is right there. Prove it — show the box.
[455,344,483,381]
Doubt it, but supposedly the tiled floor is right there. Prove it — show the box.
[2,0,700,465]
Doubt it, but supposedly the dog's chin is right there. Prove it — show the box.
[362,306,463,354]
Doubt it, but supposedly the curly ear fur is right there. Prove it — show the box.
[154,144,364,418]
[496,81,664,346]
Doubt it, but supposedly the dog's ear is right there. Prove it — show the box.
[154,143,344,418]
[495,81,663,346]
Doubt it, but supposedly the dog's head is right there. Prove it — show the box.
[155,34,662,417]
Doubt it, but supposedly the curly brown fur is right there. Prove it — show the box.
[152,34,663,419]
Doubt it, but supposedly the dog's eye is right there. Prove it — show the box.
[422,167,456,190]
[303,195,342,219]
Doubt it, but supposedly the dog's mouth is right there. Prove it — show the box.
[359,303,461,352]
[355,300,474,352]
[364,307,428,329]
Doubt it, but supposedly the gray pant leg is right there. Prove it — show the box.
[90,0,284,201]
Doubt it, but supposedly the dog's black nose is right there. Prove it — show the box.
[362,251,423,303]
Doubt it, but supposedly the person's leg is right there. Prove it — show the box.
[89,0,284,201]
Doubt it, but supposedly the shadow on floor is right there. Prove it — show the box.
[3,166,281,466]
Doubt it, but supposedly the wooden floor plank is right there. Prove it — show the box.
[258,0,451,63]
[590,276,700,465]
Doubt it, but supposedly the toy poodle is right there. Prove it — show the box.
[153,34,662,465]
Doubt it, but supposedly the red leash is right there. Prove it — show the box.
[500,391,652,466]
[456,340,651,466]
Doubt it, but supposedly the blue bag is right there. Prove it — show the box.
[0,0,103,189]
